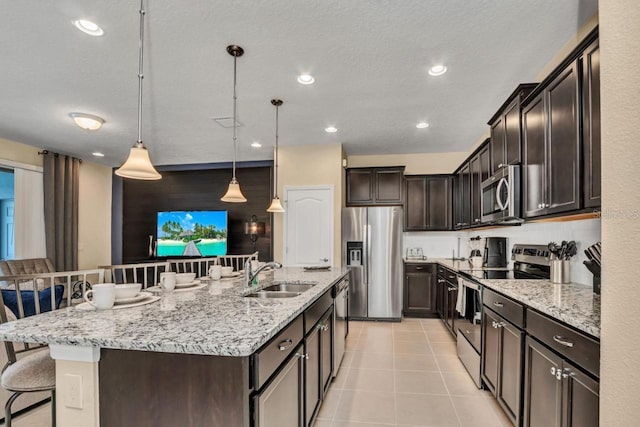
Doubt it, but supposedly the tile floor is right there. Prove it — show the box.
[315,318,512,427]
[8,319,511,427]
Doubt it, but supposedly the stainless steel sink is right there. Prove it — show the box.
[262,283,317,293]
[245,291,301,299]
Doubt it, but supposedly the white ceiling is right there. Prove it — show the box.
[0,0,598,166]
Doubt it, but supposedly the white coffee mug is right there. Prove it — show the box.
[84,283,116,310]
[160,272,177,291]
[208,265,222,280]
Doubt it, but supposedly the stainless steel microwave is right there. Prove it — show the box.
[481,165,522,224]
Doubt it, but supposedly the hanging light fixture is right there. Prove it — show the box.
[116,0,161,181]
[267,99,285,213]
[221,45,247,202]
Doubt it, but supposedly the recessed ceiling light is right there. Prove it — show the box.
[69,112,105,130]
[416,122,430,129]
[297,74,315,85]
[428,64,447,76]
[73,19,104,36]
[251,141,262,148]
[325,126,338,133]
[92,152,105,157]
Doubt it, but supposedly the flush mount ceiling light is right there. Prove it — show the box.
[115,0,161,181]
[251,142,262,148]
[428,64,447,76]
[92,152,105,157]
[297,74,315,85]
[221,45,247,203]
[416,122,430,129]
[73,19,104,36]
[325,126,338,133]
[69,112,104,130]
[267,99,285,213]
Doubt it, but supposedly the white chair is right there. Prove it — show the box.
[167,257,219,278]
[100,261,170,289]
[217,252,259,272]
[0,269,104,426]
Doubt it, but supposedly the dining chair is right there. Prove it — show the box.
[216,252,259,272]
[167,257,219,278]
[100,261,171,289]
[0,269,104,427]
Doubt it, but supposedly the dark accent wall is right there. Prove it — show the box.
[118,165,273,263]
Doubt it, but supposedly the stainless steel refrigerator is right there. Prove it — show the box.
[342,207,403,320]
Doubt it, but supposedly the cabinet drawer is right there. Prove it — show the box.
[253,314,304,390]
[405,263,432,273]
[526,309,600,378]
[483,289,524,328]
[305,291,333,333]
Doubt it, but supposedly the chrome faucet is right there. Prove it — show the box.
[245,260,282,287]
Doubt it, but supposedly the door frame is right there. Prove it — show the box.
[283,185,334,267]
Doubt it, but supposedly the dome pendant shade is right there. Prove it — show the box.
[221,177,247,203]
[267,196,285,213]
[115,143,161,180]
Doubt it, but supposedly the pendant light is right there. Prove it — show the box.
[115,0,161,180]
[267,99,285,213]
[221,45,247,203]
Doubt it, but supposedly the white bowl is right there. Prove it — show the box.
[175,273,196,284]
[115,283,142,300]
[221,267,234,276]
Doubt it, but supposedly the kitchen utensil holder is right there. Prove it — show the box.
[550,260,571,284]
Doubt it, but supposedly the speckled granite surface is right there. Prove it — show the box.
[0,268,348,356]
[403,258,600,338]
[479,279,600,338]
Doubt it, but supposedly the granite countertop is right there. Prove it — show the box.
[0,268,349,357]
[403,257,600,338]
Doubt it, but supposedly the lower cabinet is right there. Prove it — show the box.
[320,310,333,394]
[305,325,322,426]
[523,337,599,427]
[481,308,523,426]
[253,343,304,427]
[403,263,437,317]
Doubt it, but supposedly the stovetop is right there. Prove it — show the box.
[458,264,550,281]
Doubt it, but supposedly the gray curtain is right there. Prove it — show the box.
[43,152,80,271]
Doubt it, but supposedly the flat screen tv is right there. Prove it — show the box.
[156,210,228,257]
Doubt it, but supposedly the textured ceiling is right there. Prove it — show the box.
[0,0,598,166]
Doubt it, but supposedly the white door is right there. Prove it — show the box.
[284,186,333,267]
[0,200,14,260]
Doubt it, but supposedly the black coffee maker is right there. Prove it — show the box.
[484,237,508,268]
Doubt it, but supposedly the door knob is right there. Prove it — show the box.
[321,258,329,262]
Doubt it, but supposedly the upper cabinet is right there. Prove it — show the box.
[581,39,601,208]
[489,84,538,175]
[346,167,404,206]
[405,175,452,231]
[470,141,491,226]
[454,161,472,229]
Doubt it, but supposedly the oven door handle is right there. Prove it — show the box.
[496,177,509,211]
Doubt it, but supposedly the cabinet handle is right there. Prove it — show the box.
[437,279,445,283]
[295,352,310,360]
[278,339,293,351]
[448,275,456,280]
[498,163,506,169]
[550,367,562,381]
[415,266,424,270]
[550,366,556,376]
[318,324,329,332]
[448,286,457,291]
[552,335,574,348]
[493,301,504,308]
[545,203,550,208]
[562,368,575,379]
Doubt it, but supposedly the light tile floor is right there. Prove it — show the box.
[10,319,511,427]
[316,318,512,427]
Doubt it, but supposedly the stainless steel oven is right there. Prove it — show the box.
[456,276,483,387]
[481,165,522,224]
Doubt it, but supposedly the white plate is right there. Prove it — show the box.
[175,280,201,289]
[221,272,242,278]
[114,292,152,305]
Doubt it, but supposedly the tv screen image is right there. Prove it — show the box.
[156,210,228,257]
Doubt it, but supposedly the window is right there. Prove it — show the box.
[0,168,15,260]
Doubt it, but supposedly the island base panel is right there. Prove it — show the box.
[99,349,250,427]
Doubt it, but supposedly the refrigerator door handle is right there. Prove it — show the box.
[365,224,371,287]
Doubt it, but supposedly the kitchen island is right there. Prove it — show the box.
[0,267,349,427]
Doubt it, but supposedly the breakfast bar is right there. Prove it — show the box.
[0,267,349,427]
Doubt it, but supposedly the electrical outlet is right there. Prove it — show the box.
[64,374,83,409]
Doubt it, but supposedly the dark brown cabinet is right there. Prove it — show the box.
[405,175,452,231]
[346,167,404,206]
[470,142,490,226]
[523,60,581,218]
[403,263,437,317]
[581,39,601,208]
[489,84,538,175]
[319,310,333,394]
[523,337,599,427]
[454,162,471,229]
[304,325,321,426]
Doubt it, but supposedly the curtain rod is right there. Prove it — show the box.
[38,150,83,163]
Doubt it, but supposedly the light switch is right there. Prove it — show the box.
[64,373,83,409]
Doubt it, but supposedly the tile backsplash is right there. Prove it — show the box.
[404,218,601,285]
